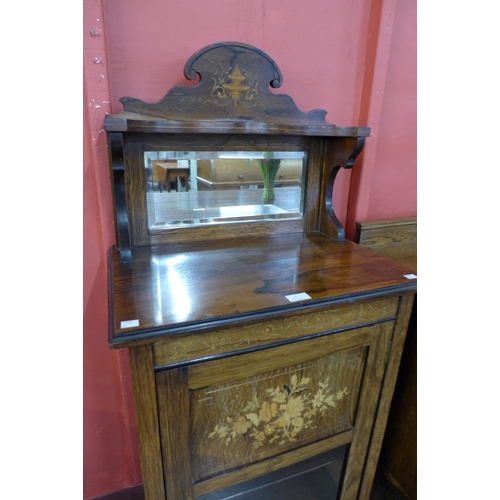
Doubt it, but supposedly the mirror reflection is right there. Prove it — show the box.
[145,151,307,229]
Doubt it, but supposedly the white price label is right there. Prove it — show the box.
[120,319,140,329]
[285,292,312,302]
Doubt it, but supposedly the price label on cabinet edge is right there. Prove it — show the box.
[285,292,312,302]
[121,319,140,329]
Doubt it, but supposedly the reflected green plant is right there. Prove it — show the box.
[258,158,282,203]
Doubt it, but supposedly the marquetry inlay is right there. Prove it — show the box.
[189,347,366,482]
[153,297,397,367]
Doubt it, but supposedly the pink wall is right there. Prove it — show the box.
[345,0,416,234]
[84,1,142,498]
[83,0,416,497]
[365,0,417,219]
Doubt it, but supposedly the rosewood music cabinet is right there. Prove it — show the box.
[104,42,416,500]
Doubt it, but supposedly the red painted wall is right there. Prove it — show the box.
[345,0,416,232]
[365,0,417,219]
[83,1,142,498]
[83,1,416,497]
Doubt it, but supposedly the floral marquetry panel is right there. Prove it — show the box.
[189,346,366,482]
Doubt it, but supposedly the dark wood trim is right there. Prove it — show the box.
[325,165,344,239]
[149,218,306,247]
[107,132,131,261]
[105,116,371,137]
[142,133,311,152]
[319,137,365,239]
[123,134,148,248]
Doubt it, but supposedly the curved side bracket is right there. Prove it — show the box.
[325,166,345,240]
[346,137,365,169]
[108,133,131,262]
[325,138,365,241]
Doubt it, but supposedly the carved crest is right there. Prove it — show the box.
[116,42,330,125]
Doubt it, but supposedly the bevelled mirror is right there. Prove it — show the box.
[145,150,307,229]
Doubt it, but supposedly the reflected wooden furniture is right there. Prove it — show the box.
[196,158,302,190]
[154,161,190,192]
[104,42,416,500]
[152,160,168,192]
[355,218,417,500]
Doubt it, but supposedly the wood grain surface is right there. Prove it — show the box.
[109,234,416,347]
[355,218,417,247]
[156,368,193,499]
[340,321,394,500]
[355,218,417,273]
[189,344,366,481]
[129,345,165,500]
[150,320,397,499]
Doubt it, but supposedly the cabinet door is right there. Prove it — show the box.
[156,320,394,500]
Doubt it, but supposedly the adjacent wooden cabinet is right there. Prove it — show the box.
[355,218,417,500]
[104,43,416,500]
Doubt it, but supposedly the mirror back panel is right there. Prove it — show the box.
[104,42,370,258]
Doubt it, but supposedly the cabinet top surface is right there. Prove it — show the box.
[108,234,416,346]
